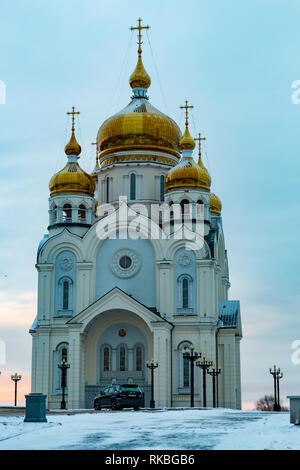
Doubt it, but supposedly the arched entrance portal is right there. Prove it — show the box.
[84,309,153,408]
[98,322,148,384]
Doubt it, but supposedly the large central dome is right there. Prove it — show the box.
[97,99,181,161]
[97,44,181,166]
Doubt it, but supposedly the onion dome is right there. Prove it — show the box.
[210,192,222,215]
[97,19,181,165]
[165,105,211,193]
[49,108,95,197]
[129,54,151,90]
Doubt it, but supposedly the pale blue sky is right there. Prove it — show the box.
[0,0,300,405]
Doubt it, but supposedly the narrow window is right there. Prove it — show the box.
[182,278,189,308]
[62,204,72,222]
[130,173,136,200]
[160,175,164,201]
[61,347,67,362]
[52,205,57,223]
[63,281,69,310]
[183,356,190,387]
[103,347,110,371]
[78,204,86,220]
[136,346,142,371]
[119,346,126,371]
[106,177,110,203]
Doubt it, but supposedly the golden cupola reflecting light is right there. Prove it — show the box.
[164,102,211,193]
[49,107,95,197]
[210,192,222,215]
[97,18,182,166]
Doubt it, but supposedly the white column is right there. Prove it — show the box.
[34,329,51,407]
[153,324,172,407]
[68,326,82,409]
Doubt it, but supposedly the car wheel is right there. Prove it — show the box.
[111,399,119,410]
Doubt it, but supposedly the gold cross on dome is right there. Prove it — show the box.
[180,100,194,128]
[67,106,80,132]
[194,132,206,159]
[130,18,150,56]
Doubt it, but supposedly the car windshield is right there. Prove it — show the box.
[120,385,140,392]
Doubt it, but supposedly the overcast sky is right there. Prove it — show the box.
[0,0,300,407]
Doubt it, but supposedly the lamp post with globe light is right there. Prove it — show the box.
[11,373,22,406]
[182,345,202,407]
[207,367,221,408]
[196,357,213,407]
[146,359,158,408]
[58,359,70,409]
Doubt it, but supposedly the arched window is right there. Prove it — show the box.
[103,346,110,371]
[57,277,73,315]
[52,205,57,223]
[106,177,110,203]
[53,343,69,393]
[62,204,72,222]
[182,278,189,308]
[160,175,164,201]
[180,199,190,217]
[183,356,190,388]
[78,204,86,221]
[130,173,136,200]
[62,281,69,310]
[177,274,193,314]
[178,341,192,390]
[119,345,126,371]
[135,345,142,371]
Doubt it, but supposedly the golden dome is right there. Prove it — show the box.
[64,130,81,156]
[210,192,222,215]
[179,126,195,151]
[165,157,211,192]
[50,118,95,197]
[129,55,151,90]
[97,100,182,160]
[49,161,95,197]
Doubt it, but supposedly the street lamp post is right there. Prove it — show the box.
[207,367,221,408]
[146,359,158,408]
[269,365,283,411]
[276,369,283,412]
[196,357,213,407]
[11,373,22,406]
[182,345,202,408]
[58,359,70,410]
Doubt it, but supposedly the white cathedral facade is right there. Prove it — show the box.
[30,23,242,410]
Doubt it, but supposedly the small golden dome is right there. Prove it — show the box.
[179,126,195,151]
[165,157,211,192]
[129,55,151,90]
[49,161,95,196]
[210,192,222,215]
[64,130,81,156]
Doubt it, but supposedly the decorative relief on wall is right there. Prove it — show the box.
[178,251,193,267]
[111,248,142,278]
[59,256,74,272]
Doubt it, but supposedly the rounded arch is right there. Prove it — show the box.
[42,238,84,264]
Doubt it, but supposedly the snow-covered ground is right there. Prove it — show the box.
[0,408,298,450]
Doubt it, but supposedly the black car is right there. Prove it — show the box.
[94,384,143,411]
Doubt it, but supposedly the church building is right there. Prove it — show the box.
[30,20,242,410]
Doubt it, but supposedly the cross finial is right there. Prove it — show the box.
[130,18,150,56]
[91,141,99,168]
[194,132,206,160]
[67,106,80,132]
[180,100,194,128]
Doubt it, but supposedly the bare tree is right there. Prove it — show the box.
[255,395,289,411]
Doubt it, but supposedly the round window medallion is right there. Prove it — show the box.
[59,257,74,271]
[118,328,127,337]
[119,255,132,269]
[111,248,142,278]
